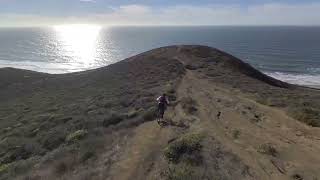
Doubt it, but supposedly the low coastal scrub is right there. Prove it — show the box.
[254,92,320,127]
[163,133,204,180]
[66,130,88,143]
[164,133,203,164]
[0,164,9,175]
[289,107,320,127]
[164,164,196,180]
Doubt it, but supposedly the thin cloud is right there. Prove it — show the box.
[79,0,96,3]
[1,3,320,26]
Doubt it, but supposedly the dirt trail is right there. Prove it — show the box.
[107,106,184,180]
[107,123,162,179]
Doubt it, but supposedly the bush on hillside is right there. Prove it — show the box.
[164,133,203,164]
[66,130,88,143]
[0,164,9,175]
[164,164,196,180]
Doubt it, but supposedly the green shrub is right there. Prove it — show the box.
[0,164,9,175]
[164,133,203,163]
[66,130,88,143]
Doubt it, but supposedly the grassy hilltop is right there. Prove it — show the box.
[0,45,320,180]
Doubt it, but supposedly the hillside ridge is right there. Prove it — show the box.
[0,45,319,180]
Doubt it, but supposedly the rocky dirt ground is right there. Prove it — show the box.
[0,45,319,180]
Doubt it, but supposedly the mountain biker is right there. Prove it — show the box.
[156,93,169,119]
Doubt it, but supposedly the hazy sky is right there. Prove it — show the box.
[1,0,320,26]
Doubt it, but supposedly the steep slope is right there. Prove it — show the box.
[0,45,319,180]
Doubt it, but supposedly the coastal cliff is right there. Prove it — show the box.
[0,45,319,180]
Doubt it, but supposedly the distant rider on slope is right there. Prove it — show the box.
[156,93,170,120]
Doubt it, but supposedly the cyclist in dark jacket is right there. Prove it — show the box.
[156,93,169,119]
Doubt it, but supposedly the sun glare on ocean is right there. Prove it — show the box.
[54,24,102,65]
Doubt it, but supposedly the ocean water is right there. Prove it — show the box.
[0,26,319,87]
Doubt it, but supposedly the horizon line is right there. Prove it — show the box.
[1,24,320,28]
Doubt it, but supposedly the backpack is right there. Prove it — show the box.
[159,96,167,105]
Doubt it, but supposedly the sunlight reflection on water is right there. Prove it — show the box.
[53,24,102,66]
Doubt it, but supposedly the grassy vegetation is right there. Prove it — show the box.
[289,107,320,127]
[163,133,204,180]
[252,91,320,127]
[66,130,88,144]
[164,164,197,180]
[0,164,9,175]
[164,133,203,164]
